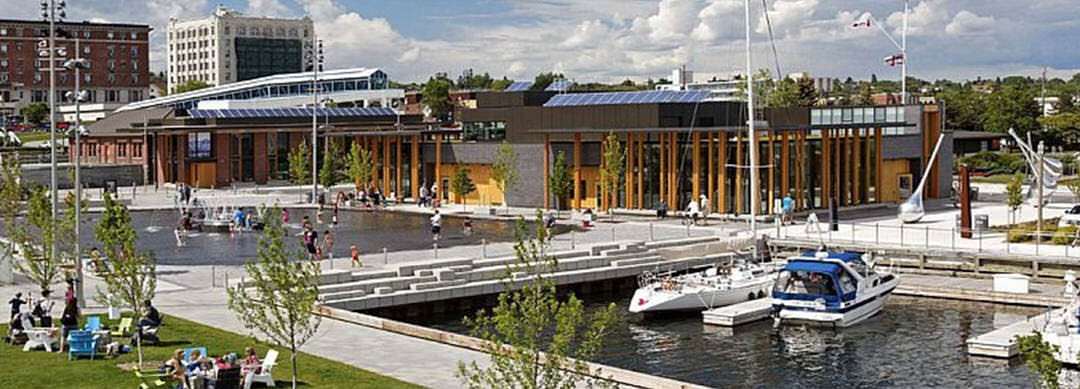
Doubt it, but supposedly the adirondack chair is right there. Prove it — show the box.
[67,330,97,360]
[243,349,278,389]
[110,317,133,337]
[208,366,242,389]
[183,347,208,366]
[135,369,172,389]
[84,316,101,332]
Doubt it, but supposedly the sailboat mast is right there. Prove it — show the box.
[745,0,758,235]
[901,0,908,105]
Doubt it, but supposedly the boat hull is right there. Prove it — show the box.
[773,284,897,328]
[630,281,772,313]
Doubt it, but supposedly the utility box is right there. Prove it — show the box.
[974,214,989,232]
[993,273,1030,294]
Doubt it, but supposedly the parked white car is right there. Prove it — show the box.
[1058,205,1080,228]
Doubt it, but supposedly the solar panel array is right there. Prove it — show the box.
[543,90,710,107]
[187,107,398,119]
[545,81,571,92]
[504,81,533,92]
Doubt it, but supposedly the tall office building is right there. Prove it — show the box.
[0,19,150,120]
[167,5,313,93]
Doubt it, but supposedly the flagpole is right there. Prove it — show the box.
[901,0,908,105]
[745,0,757,236]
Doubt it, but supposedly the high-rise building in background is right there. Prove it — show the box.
[0,18,151,121]
[167,5,313,93]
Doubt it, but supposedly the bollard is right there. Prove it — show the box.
[1036,231,1041,256]
[612,226,616,242]
[330,257,334,270]
[481,239,487,259]
[875,223,879,244]
[851,223,856,243]
[900,224,904,247]
[132,183,137,201]
[433,243,439,259]
[925,227,929,248]
[685,223,691,237]
[649,223,655,241]
[952,227,956,250]
[211,266,216,288]
[383,248,388,265]
[571,230,576,249]
[978,229,982,252]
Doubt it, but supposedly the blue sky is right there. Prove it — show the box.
[5,0,1078,83]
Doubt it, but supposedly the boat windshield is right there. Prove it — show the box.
[773,270,837,296]
[849,258,871,277]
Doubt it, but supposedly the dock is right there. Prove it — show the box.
[702,298,772,326]
[966,308,1064,359]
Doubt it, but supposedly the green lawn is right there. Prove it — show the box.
[17,131,51,144]
[970,174,1018,184]
[0,315,422,389]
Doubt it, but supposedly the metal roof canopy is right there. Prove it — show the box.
[528,121,914,134]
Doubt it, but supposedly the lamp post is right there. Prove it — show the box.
[63,41,89,308]
[307,38,323,204]
[40,0,67,264]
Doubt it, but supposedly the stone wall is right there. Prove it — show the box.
[21,163,145,189]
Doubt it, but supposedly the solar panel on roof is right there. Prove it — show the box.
[505,81,533,92]
[541,89,710,107]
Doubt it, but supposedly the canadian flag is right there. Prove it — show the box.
[851,18,872,28]
[884,54,904,67]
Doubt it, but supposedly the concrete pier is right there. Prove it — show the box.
[702,298,772,326]
[967,308,1066,359]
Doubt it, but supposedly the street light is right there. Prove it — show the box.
[306,38,323,204]
[63,44,89,308]
[41,0,67,287]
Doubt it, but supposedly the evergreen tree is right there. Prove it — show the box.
[451,167,477,207]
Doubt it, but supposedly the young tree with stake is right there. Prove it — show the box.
[451,167,477,210]
[347,143,374,192]
[491,141,519,211]
[0,152,21,283]
[94,192,156,365]
[228,206,321,389]
[600,133,624,219]
[548,151,573,216]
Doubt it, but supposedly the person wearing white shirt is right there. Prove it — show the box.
[686,199,701,226]
[430,210,442,241]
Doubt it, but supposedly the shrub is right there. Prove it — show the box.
[1007,228,1031,243]
[1052,226,1077,245]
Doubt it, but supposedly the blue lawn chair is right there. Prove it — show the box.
[84,316,101,332]
[183,347,208,365]
[67,330,97,360]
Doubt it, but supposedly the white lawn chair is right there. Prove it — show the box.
[244,349,278,388]
[23,328,60,352]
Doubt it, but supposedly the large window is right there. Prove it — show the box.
[234,37,303,82]
[188,132,212,159]
[462,121,506,141]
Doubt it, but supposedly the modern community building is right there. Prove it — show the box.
[86,87,950,216]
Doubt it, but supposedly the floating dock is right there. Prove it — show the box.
[966,308,1064,359]
[702,298,772,326]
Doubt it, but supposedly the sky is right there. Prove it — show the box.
[9,0,1080,84]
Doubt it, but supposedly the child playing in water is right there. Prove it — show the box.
[350,245,361,268]
[463,217,473,236]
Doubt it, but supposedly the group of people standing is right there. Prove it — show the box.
[417,184,440,209]
[298,215,335,263]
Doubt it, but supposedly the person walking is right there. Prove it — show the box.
[699,194,710,225]
[323,229,335,259]
[350,245,362,268]
[431,186,440,209]
[282,208,291,225]
[34,290,54,328]
[685,198,701,226]
[782,191,795,225]
[430,209,442,241]
[8,292,25,321]
[58,298,79,353]
[419,184,429,207]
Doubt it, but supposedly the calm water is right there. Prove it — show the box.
[418,295,1039,388]
[74,209,529,265]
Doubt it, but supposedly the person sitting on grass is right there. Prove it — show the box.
[241,347,261,377]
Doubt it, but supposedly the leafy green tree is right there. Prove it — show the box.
[0,153,20,283]
[458,212,618,389]
[1006,172,1024,225]
[490,77,513,91]
[20,103,49,125]
[935,86,985,132]
[94,192,156,365]
[600,133,624,213]
[981,82,1040,136]
[228,206,321,389]
[288,141,312,185]
[1038,112,1080,146]
[451,167,476,208]
[457,69,494,90]
[491,141,519,207]
[318,138,344,188]
[530,72,564,91]
[549,151,573,213]
[1015,332,1061,389]
[421,76,454,123]
[172,79,212,94]
[13,186,70,294]
[347,143,373,191]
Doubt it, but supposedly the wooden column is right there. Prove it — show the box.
[834,130,842,206]
[599,138,606,211]
[794,131,803,209]
[863,128,872,203]
[707,132,715,213]
[875,127,883,201]
[822,129,830,207]
[692,132,701,200]
[719,133,727,214]
[669,132,678,207]
[383,136,391,195]
[410,135,419,199]
[573,133,581,210]
[735,131,743,215]
[853,129,861,204]
[625,133,634,209]
[630,132,639,208]
[434,134,443,191]
[395,136,402,197]
[781,132,790,198]
[659,133,666,204]
[768,131,775,214]
[544,134,550,209]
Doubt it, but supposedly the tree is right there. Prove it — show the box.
[172,79,212,94]
[549,151,573,213]
[347,143,373,191]
[287,141,312,185]
[530,72,564,91]
[1015,332,1061,389]
[457,212,618,389]
[0,152,21,283]
[935,86,984,132]
[421,76,453,123]
[600,133,624,215]
[228,206,321,389]
[1039,112,1080,147]
[20,103,49,126]
[490,77,513,91]
[1006,172,1024,225]
[318,138,344,189]
[94,192,156,365]
[451,167,476,208]
[981,83,1040,136]
[13,186,70,294]
[491,141,519,208]
[457,69,494,90]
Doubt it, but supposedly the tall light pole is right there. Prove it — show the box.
[63,41,89,308]
[41,0,67,262]
[307,38,323,204]
[744,0,757,235]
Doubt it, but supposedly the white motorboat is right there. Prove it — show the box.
[629,260,782,314]
[771,251,899,328]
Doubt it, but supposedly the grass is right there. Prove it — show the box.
[0,315,423,389]
[16,131,52,144]
[969,174,1018,184]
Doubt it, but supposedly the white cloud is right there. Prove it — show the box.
[885,0,950,36]
[247,0,296,18]
[691,0,742,42]
[631,0,705,42]
[945,10,996,36]
[757,0,820,38]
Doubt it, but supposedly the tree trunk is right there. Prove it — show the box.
[291,347,298,389]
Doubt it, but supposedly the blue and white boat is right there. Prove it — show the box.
[770,251,899,328]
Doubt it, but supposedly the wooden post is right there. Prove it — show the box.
[781,132,790,198]
[637,132,644,209]
[573,132,581,210]
[384,136,391,195]
[435,134,442,192]
[544,134,550,209]
[625,133,634,209]
[719,133,727,214]
[395,136,402,197]
[410,135,419,199]
[863,127,871,203]
[768,131,775,214]
[599,138,606,211]
[735,131,743,215]
[692,132,701,200]
[822,129,830,207]
[659,132,666,204]
[669,132,678,207]
[853,129,861,204]
[875,127,883,202]
[707,132,715,213]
